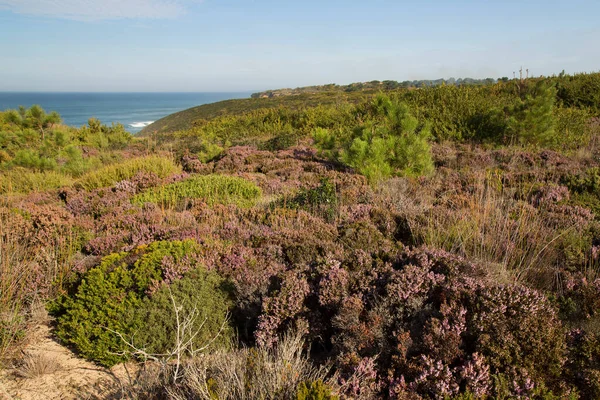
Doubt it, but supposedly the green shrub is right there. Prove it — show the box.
[556,71,600,116]
[76,155,181,190]
[132,174,262,208]
[53,240,233,366]
[552,106,594,150]
[11,149,57,171]
[261,131,299,151]
[284,178,338,222]
[562,168,600,216]
[296,380,339,400]
[52,252,143,366]
[134,269,233,355]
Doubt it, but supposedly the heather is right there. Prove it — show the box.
[2,72,600,399]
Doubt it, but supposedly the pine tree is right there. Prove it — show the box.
[314,94,434,183]
[506,81,557,146]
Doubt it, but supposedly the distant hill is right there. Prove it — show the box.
[140,91,372,135]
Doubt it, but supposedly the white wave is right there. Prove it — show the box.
[129,121,154,128]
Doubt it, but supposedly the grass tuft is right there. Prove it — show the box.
[132,174,262,208]
[76,155,181,191]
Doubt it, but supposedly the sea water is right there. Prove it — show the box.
[0,92,250,133]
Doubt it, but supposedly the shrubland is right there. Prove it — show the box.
[2,72,600,399]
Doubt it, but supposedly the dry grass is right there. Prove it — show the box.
[0,212,35,361]
[413,172,573,288]
[100,329,333,400]
[0,208,73,362]
[169,330,330,400]
[15,352,60,379]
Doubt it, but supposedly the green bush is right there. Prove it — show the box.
[552,106,594,150]
[562,168,600,216]
[132,174,262,208]
[53,240,233,366]
[284,178,338,222]
[296,380,339,400]
[53,252,143,366]
[261,132,299,151]
[134,269,233,355]
[11,149,57,171]
[76,155,181,190]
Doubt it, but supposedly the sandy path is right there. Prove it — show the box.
[0,325,132,400]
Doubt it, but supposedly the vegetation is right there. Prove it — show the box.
[132,174,262,208]
[52,240,233,366]
[2,71,600,399]
[314,95,434,182]
[76,155,181,191]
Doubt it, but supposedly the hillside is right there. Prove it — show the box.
[140,91,371,135]
[2,72,600,399]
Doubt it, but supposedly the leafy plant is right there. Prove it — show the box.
[284,178,338,222]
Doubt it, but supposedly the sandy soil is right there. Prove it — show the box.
[0,324,134,400]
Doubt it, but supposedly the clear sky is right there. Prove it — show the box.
[0,0,598,92]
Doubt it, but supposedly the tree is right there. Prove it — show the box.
[25,105,61,140]
[506,81,557,146]
[314,95,434,183]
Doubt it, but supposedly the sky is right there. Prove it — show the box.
[0,0,598,92]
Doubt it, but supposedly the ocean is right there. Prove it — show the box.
[0,92,251,133]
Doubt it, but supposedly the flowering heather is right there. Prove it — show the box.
[4,129,600,397]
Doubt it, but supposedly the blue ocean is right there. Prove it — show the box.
[0,92,251,133]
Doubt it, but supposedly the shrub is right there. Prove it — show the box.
[132,174,262,208]
[552,106,594,150]
[284,178,338,222]
[52,252,144,366]
[0,204,81,361]
[261,131,299,151]
[566,329,600,398]
[134,269,233,355]
[53,240,233,366]
[76,155,181,190]
[11,149,57,171]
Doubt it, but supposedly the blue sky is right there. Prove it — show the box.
[0,0,598,92]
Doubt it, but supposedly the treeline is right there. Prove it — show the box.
[251,77,499,98]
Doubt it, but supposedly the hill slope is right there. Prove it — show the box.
[140,91,371,135]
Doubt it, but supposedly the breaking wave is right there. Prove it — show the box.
[129,121,154,128]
